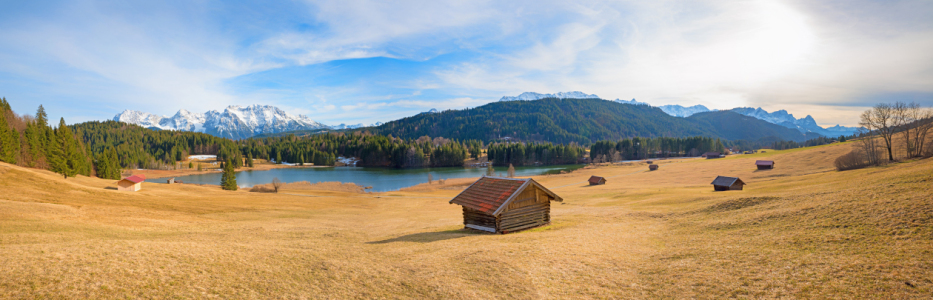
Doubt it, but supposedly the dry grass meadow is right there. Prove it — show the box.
[1,141,932,298]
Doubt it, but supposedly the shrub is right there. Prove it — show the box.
[834,150,873,171]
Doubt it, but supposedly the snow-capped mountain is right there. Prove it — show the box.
[658,104,712,117]
[499,91,599,101]
[728,107,857,137]
[114,105,329,139]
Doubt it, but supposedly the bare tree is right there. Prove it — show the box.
[427,173,433,184]
[272,177,283,193]
[899,102,933,157]
[507,164,516,178]
[611,151,622,164]
[860,103,899,161]
[854,127,883,166]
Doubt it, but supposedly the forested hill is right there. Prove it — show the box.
[362,98,807,144]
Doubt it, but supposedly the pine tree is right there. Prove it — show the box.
[247,153,254,167]
[0,107,18,164]
[220,159,237,190]
[55,118,79,178]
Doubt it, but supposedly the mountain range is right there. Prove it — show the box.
[114,105,332,140]
[365,98,815,144]
[113,92,857,140]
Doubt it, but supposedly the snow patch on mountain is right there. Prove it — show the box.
[614,98,650,106]
[500,91,600,101]
[658,104,712,117]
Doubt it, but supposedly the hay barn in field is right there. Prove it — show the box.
[702,152,722,159]
[117,175,146,192]
[756,160,775,170]
[649,164,659,171]
[450,176,563,234]
[588,176,607,185]
[711,176,745,191]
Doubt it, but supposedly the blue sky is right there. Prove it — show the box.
[1,0,931,127]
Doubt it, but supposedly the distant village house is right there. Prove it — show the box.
[450,176,563,234]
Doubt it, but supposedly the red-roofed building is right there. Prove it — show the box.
[450,176,563,234]
[117,174,146,192]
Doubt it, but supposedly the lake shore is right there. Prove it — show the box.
[129,163,327,179]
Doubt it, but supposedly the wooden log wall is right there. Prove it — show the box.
[463,207,497,229]
[499,201,550,233]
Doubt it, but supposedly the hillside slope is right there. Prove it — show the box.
[1,143,931,298]
[364,98,806,144]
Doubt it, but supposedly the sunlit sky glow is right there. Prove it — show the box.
[1,0,931,127]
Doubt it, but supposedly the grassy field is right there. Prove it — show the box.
[1,141,931,298]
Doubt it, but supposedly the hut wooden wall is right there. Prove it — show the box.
[463,207,497,232]
[499,186,551,233]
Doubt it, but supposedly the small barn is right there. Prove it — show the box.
[755,160,775,170]
[450,176,563,234]
[166,177,175,184]
[711,176,745,191]
[703,152,722,159]
[117,175,146,192]
[588,176,607,185]
[649,164,659,171]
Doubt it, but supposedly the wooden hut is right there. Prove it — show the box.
[166,178,175,184]
[649,164,659,171]
[702,152,722,159]
[711,176,745,191]
[588,176,607,185]
[450,176,563,234]
[755,160,774,170]
[117,175,146,192]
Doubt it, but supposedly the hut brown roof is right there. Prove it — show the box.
[122,175,146,184]
[450,176,562,216]
[702,152,721,157]
[711,176,743,186]
[755,160,774,166]
[588,176,606,185]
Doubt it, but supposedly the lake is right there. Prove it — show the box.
[149,165,584,192]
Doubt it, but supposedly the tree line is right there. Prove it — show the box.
[589,136,726,162]
[237,133,482,168]
[486,141,586,166]
[0,99,93,178]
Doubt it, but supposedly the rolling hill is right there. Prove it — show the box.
[362,98,808,144]
[2,141,931,298]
